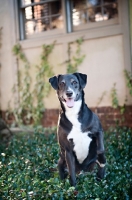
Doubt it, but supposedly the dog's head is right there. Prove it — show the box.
[49,73,87,108]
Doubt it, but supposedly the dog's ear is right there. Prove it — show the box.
[49,76,58,90]
[49,75,61,90]
[73,73,87,89]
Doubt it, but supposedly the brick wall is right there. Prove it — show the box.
[42,106,132,130]
[1,106,132,130]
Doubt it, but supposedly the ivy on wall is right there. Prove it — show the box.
[124,69,132,97]
[111,83,119,109]
[10,38,85,126]
[11,42,55,126]
[66,37,85,73]
[6,37,132,127]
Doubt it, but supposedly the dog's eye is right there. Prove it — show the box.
[72,81,77,85]
[60,82,65,87]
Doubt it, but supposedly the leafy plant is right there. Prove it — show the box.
[9,38,85,126]
[0,127,132,199]
[111,83,119,109]
[12,44,33,125]
[11,42,55,126]
[66,37,85,73]
[124,69,132,96]
[31,42,55,125]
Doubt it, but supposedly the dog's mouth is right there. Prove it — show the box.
[64,98,74,108]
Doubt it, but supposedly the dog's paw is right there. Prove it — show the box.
[64,168,68,178]
[74,190,78,196]
[96,166,105,181]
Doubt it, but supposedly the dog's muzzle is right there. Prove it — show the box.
[65,98,74,108]
[63,91,75,108]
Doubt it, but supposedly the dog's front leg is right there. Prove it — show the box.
[96,153,106,181]
[65,150,76,186]
[96,131,105,154]
[96,132,106,180]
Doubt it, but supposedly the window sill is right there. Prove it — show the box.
[73,18,118,31]
[19,23,123,49]
[26,29,64,40]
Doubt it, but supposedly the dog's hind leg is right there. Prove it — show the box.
[96,153,106,181]
[65,150,76,187]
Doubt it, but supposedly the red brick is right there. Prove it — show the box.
[1,106,132,130]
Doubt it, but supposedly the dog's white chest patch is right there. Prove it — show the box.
[65,100,92,164]
[68,127,92,164]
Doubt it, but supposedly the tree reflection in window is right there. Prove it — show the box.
[72,0,118,26]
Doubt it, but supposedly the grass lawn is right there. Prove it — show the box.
[0,126,132,200]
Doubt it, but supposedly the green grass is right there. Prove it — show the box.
[0,127,132,200]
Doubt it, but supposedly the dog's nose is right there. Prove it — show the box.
[66,91,73,97]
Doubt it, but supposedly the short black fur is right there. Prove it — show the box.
[49,73,106,187]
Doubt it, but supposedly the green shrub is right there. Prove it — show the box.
[0,127,132,200]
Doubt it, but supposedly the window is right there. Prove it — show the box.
[72,0,118,31]
[19,0,118,40]
[19,0,64,39]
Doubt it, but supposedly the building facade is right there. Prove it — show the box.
[0,0,132,129]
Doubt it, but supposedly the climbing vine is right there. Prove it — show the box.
[11,42,55,126]
[10,38,85,126]
[12,44,32,125]
[66,37,85,73]
[110,82,127,116]
[111,83,119,109]
[124,69,132,96]
[33,43,55,124]
[5,36,132,127]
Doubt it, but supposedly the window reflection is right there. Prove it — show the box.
[72,0,118,26]
[22,0,63,35]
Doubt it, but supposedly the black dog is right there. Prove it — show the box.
[49,73,106,186]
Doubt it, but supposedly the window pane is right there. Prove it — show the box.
[72,0,118,26]
[72,9,87,25]
[24,0,63,35]
[87,0,101,8]
[103,4,118,20]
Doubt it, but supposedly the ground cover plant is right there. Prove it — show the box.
[0,126,132,200]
